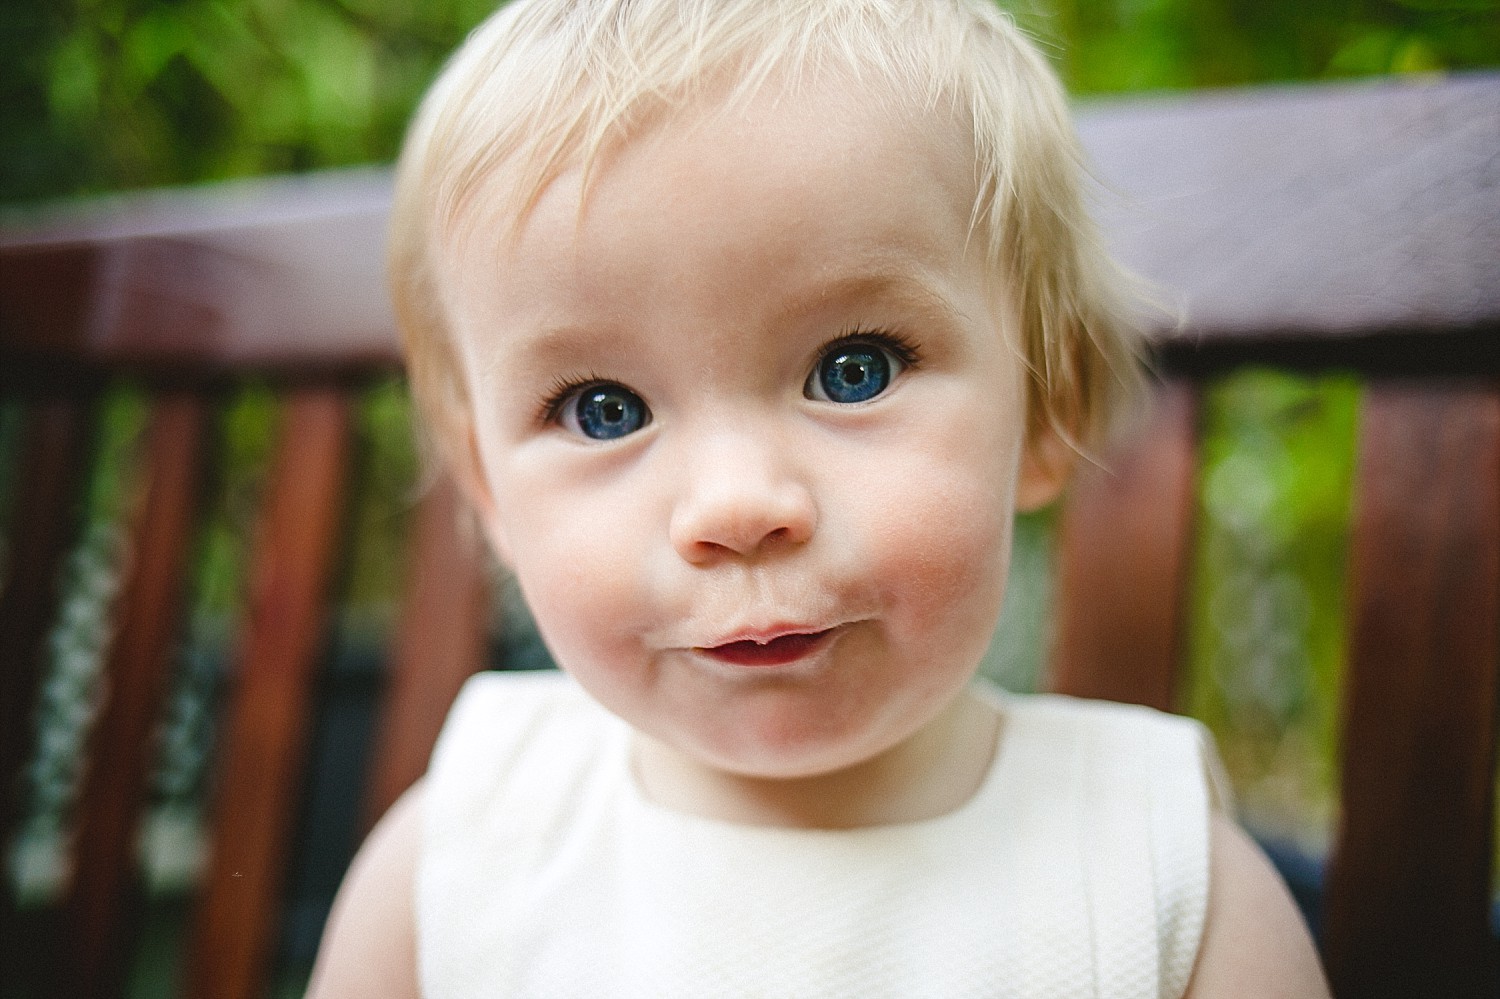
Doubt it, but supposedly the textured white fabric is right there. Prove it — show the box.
[417,671,1228,999]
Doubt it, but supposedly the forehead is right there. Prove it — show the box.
[439,75,991,360]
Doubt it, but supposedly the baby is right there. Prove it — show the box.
[309,1,1328,996]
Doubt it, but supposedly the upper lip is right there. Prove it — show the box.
[694,623,837,650]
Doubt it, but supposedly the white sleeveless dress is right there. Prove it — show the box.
[417,670,1230,998]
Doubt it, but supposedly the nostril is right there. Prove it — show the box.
[666,455,818,560]
[669,497,816,562]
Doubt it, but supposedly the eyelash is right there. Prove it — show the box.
[537,370,611,426]
[534,327,923,424]
[820,327,922,371]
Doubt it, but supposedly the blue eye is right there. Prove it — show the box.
[562,384,650,440]
[808,341,901,404]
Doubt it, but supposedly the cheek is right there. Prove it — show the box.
[849,413,1022,648]
[870,473,1013,633]
[486,469,654,664]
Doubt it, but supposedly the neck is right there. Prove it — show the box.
[631,690,1001,830]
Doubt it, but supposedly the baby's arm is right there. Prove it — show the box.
[1184,815,1330,998]
[304,780,424,999]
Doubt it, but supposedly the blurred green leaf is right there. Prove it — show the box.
[6,0,1498,202]
[1186,371,1361,848]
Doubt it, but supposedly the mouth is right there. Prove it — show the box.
[695,628,836,668]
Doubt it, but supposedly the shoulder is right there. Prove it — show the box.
[993,690,1233,807]
[437,668,588,746]
[427,669,605,787]
[425,668,618,817]
[999,687,1210,743]
[1005,696,1328,996]
[305,781,425,999]
[992,687,1195,737]
[987,689,1243,995]
[305,672,598,998]
[1183,815,1331,998]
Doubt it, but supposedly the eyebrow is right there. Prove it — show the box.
[768,269,972,330]
[502,320,629,374]
[500,268,970,374]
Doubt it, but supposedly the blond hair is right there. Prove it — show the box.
[390,0,1143,478]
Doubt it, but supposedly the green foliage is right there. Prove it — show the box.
[1017,0,1500,93]
[1185,371,1361,847]
[339,379,421,623]
[4,1,1498,202]
[1,0,496,201]
[981,508,1055,694]
[14,385,148,906]
[192,385,281,618]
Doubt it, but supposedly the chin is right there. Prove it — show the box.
[687,706,920,783]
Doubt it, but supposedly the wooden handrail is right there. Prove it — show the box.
[0,171,398,374]
[1078,73,1500,342]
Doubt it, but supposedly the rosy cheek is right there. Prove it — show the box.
[881,485,1009,620]
[498,490,643,655]
[852,433,1017,648]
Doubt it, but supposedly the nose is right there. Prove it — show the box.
[668,423,817,563]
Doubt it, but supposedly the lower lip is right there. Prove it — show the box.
[698,630,833,667]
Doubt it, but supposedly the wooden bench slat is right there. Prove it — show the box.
[1080,75,1500,341]
[1322,381,1500,999]
[1048,381,1200,711]
[59,392,209,999]
[361,474,489,835]
[183,388,353,999]
[0,170,399,374]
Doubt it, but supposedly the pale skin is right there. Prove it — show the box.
[308,76,1329,997]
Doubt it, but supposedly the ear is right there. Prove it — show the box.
[450,421,513,567]
[1015,424,1075,512]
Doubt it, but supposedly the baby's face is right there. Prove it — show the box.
[442,78,1055,786]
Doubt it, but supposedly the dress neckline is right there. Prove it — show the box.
[613,681,1022,839]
